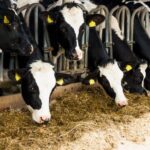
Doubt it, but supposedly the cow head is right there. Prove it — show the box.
[0,8,33,55]
[8,60,56,124]
[41,3,105,60]
[118,62,145,94]
[97,61,128,106]
[82,60,128,107]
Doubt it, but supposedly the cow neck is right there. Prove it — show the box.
[112,29,138,64]
[18,44,43,68]
[133,15,150,62]
[88,28,110,65]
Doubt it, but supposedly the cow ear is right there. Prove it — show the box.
[8,68,28,82]
[85,14,105,28]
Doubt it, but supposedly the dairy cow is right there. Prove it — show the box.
[42,2,105,60]
[8,37,56,124]
[82,27,128,106]
[133,15,150,96]
[74,0,146,94]
[118,1,150,96]
[2,0,55,124]
[0,0,33,55]
[111,29,145,94]
[7,0,77,124]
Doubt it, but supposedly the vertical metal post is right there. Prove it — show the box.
[0,50,3,81]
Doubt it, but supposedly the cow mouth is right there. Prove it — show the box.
[21,44,34,56]
[65,50,83,60]
[65,53,78,60]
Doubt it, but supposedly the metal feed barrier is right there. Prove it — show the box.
[0,4,149,92]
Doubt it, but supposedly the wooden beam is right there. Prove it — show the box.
[0,83,83,111]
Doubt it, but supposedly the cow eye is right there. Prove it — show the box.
[29,85,36,92]
[30,87,34,91]
[61,27,67,33]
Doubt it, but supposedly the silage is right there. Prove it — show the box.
[0,85,150,149]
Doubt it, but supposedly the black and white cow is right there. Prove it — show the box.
[42,2,106,60]
[111,29,145,94]
[82,27,128,106]
[133,15,150,96]
[2,0,55,123]
[73,0,146,94]
[8,40,56,124]
[115,1,150,96]
[0,0,33,55]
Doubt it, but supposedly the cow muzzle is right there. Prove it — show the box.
[32,112,51,124]
[115,98,128,107]
[67,50,83,60]
[23,44,34,55]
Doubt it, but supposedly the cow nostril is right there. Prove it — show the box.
[29,45,34,54]
[44,120,49,125]
[40,117,50,124]
[72,53,78,60]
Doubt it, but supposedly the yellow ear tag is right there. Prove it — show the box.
[4,16,10,24]
[89,79,95,85]
[56,79,64,85]
[125,65,132,72]
[89,20,96,27]
[47,16,54,24]
[15,73,21,81]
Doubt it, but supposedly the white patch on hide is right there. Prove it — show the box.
[139,63,148,89]
[100,15,124,40]
[98,61,127,105]
[16,0,40,8]
[10,0,17,5]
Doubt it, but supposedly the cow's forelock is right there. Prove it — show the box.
[10,0,17,5]
[98,61,127,105]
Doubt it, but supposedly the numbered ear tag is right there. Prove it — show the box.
[125,65,132,72]
[56,79,64,85]
[4,16,10,24]
[89,79,95,85]
[47,16,54,24]
[15,73,21,81]
[89,20,96,27]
